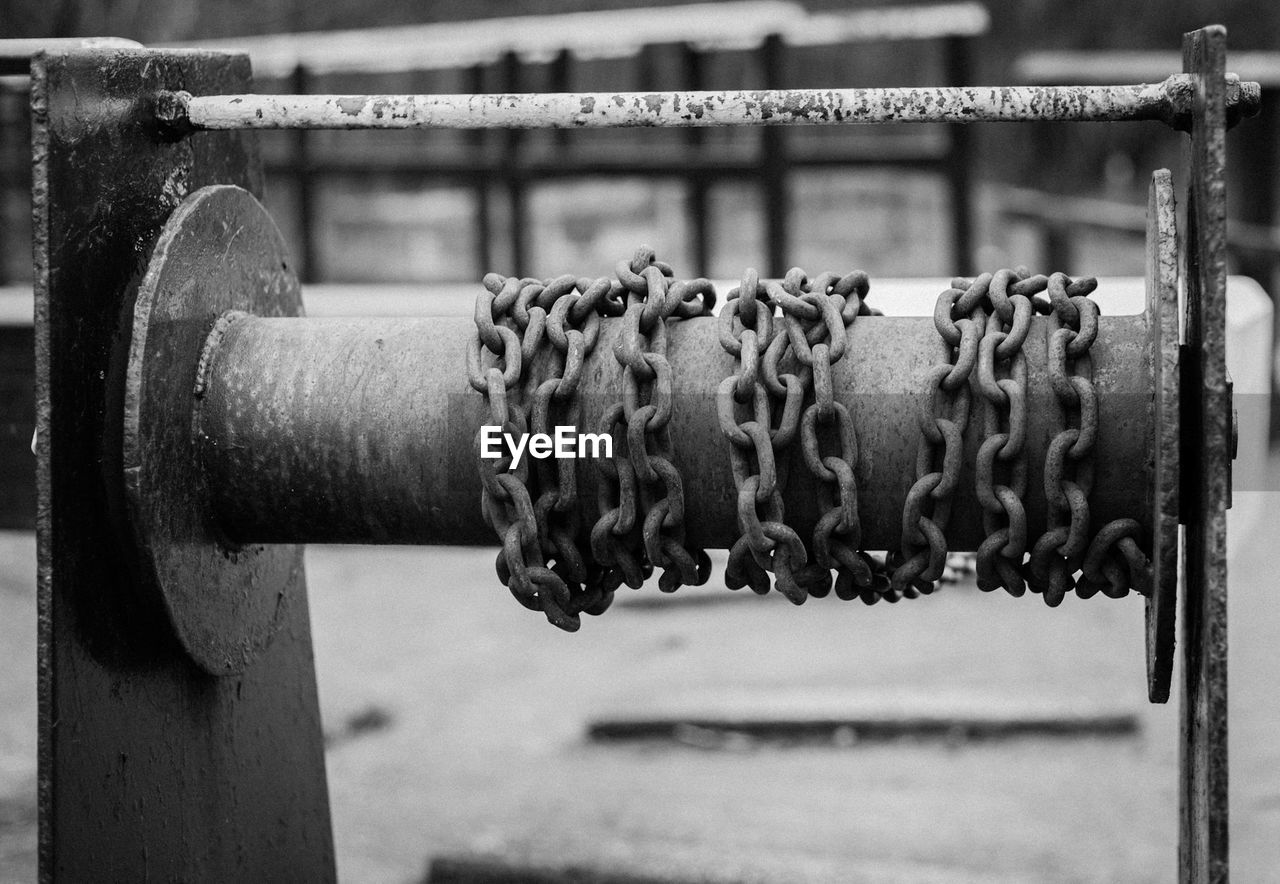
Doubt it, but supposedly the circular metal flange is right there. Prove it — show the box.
[123,185,303,676]
[1146,169,1179,703]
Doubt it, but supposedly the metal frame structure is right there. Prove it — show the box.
[171,2,988,283]
[16,24,1253,883]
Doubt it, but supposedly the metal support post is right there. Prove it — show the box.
[1179,25,1231,884]
[32,48,333,881]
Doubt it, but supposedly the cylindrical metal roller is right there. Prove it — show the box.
[196,312,1154,551]
[121,184,1175,681]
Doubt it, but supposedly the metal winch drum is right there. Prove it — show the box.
[27,25,1251,883]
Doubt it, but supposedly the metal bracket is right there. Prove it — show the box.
[123,184,304,676]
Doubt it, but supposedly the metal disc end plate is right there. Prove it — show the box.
[1146,169,1179,703]
[123,185,304,676]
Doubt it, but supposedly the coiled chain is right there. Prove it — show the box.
[470,271,626,630]
[471,254,1155,626]
[718,268,808,601]
[973,269,1047,597]
[1027,272,1152,605]
[891,274,992,596]
[717,267,905,605]
[789,271,897,604]
[603,248,716,594]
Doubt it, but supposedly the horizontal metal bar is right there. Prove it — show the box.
[159,75,1260,132]
[196,312,1154,549]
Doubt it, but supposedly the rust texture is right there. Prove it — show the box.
[195,311,1156,552]
[32,48,333,881]
[1146,169,1180,705]
[161,74,1261,132]
[1179,25,1231,884]
[123,185,304,676]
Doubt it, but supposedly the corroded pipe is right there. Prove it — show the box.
[195,313,1153,550]
[157,75,1260,132]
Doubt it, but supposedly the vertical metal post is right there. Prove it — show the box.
[760,33,788,277]
[468,62,493,279]
[290,63,319,282]
[682,43,711,277]
[944,35,975,273]
[1179,25,1230,884]
[500,51,527,275]
[32,48,333,881]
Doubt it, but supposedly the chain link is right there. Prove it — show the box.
[791,270,901,604]
[718,268,810,602]
[1026,272,1153,604]
[891,275,991,596]
[472,255,1155,623]
[594,247,715,596]
[972,269,1047,597]
[472,269,638,630]
[1026,272,1101,606]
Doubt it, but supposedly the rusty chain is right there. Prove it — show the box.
[595,247,715,595]
[470,271,626,630]
[718,268,810,603]
[972,269,1048,597]
[789,270,900,605]
[717,266,905,605]
[1027,272,1101,606]
[472,255,1155,624]
[1026,272,1153,605]
[891,275,991,597]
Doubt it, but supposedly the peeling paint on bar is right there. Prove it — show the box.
[162,75,1260,131]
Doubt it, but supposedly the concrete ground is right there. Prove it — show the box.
[1,466,1276,882]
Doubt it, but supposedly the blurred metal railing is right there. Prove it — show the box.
[175,3,990,282]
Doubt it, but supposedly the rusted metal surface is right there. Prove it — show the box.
[33,48,333,881]
[970,273,1037,598]
[589,253,711,604]
[0,37,140,75]
[1147,169,1180,705]
[158,75,1261,132]
[194,310,1156,556]
[124,184,304,675]
[1179,26,1231,884]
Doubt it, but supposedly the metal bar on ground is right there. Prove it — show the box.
[586,713,1141,744]
[159,76,1261,132]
